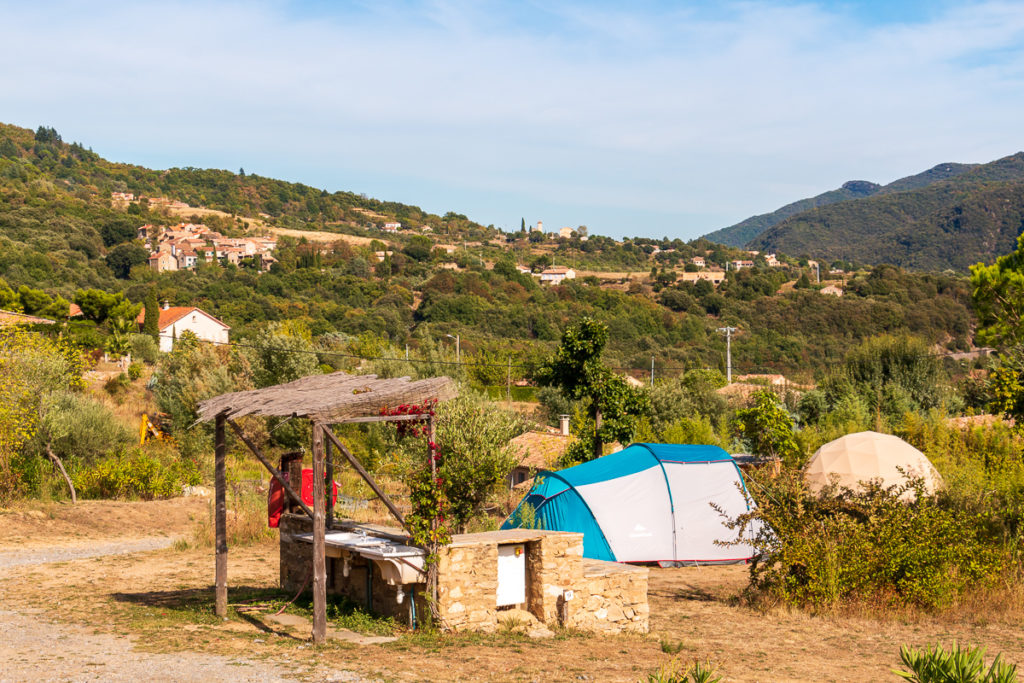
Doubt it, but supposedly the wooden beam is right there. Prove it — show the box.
[322,427,409,532]
[330,414,429,425]
[311,422,327,645]
[214,412,228,618]
[226,419,314,520]
[325,436,334,529]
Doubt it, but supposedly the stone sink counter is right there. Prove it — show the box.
[279,514,649,634]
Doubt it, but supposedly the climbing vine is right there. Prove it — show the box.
[380,399,450,622]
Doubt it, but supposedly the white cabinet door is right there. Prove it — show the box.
[496,544,526,606]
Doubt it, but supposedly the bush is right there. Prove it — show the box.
[29,391,132,473]
[103,372,131,396]
[895,642,1018,683]
[130,333,159,364]
[733,469,1009,610]
[127,362,143,380]
[646,659,722,683]
[75,448,201,500]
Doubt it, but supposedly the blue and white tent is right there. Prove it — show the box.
[502,443,757,564]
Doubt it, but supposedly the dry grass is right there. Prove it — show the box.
[182,488,276,549]
[3,500,1024,681]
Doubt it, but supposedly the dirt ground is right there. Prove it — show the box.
[1,499,1021,682]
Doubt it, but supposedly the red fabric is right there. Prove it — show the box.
[268,469,338,528]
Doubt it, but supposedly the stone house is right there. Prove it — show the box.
[508,421,571,488]
[820,284,844,296]
[148,251,177,273]
[539,266,575,285]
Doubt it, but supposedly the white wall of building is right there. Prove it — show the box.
[158,311,230,352]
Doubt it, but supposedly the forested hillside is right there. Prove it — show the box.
[0,122,981,380]
[705,161,978,247]
[751,161,1024,270]
[703,156,1024,270]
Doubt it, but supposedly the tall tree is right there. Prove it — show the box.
[143,289,160,341]
[971,233,1024,348]
[535,317,647,461]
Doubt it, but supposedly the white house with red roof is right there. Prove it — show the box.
[136,303,230,352]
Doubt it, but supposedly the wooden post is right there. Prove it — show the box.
[325,436,334,529]
[311,421,327,644]
[426,415,440,615]
[214,412,228,618]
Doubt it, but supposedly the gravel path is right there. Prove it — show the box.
[0,537,180,568]
[0,609,302,683]
[0,539,367,682]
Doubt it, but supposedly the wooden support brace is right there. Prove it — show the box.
[330,414,428,425]
[321,427,409,532]
[325,437,334,529]
[214,413,228,618]
[226,419,314,520]
[311,422,328,645]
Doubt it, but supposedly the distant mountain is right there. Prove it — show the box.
[705,162,977,247]
[748,153,1024,271]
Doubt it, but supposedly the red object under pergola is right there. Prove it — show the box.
[197,371,456,643]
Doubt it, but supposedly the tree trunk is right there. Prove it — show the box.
[45,443,76,504]
[593,407,603,460]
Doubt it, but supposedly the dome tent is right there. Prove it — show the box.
[804,431,942,499]
[502,443,757,564]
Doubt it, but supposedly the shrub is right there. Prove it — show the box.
[895,642,1018,683]
[127,362,143,381]
[732,469,1009,610]
[646,659,722,683]
[26,391,133,484]
[103,372,131,396]
[75,448,201,500]
[130,333,159,364]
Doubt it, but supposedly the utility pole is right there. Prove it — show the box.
[650,357,655,387]
[507,357,512,404]
[446,334,460,365]
[717,326,737,383]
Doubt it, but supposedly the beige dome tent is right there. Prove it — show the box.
[804,431,942,499]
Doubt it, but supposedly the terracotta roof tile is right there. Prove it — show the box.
[509,430,571,469]
[135,307,231,331]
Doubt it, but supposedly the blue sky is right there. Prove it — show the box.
[1,0,1023,239]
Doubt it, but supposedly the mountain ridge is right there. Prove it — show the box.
[704,161,980,247]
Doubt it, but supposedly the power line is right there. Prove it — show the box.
[156,331,986,377]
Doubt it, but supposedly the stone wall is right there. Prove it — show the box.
[436,529,648,634]
[277,517,649,634]
[566,560,649,633]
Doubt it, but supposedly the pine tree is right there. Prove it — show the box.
[143,289,160,340]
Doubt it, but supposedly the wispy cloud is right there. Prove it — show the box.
[1,0,1022,237]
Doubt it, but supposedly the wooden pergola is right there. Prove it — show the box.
[196,371,456,643]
